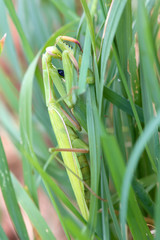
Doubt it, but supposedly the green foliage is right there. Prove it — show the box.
[0,0,160,239]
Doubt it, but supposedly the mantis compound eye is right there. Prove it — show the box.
[58,69,64,77]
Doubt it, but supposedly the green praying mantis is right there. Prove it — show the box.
[42,36,94,220]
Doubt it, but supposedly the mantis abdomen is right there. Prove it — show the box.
[48,101,90,219]
[77,154,90,208]
[68,126,90,208]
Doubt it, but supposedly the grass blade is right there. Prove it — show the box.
[0,138,29,240]
[3,0,34,61]
[86,86,101,235]
[78,30,91,94]
[80,0,96,54]
[100,0,127,107]
[0,225,8,240]
[11,174,56,240]
[0,1,22,79]
[103,86,144,122]
[101,128,153,239]
[137,0,160,109]
[50,0,78,21]
[120,112,160,239]
[0,70,19,113]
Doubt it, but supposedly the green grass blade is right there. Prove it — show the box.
[141,72,159,167]
[132,179,154,218]
[99,0,107,18]
[80,0,96,54]
[0,225,8,240]
[19,51,41,205]
[50,0,79,21]
[112,45,143,133]
[137,1,160,171]
[103,86,144,122]
[64,218,90,240]
[19,52,41,145]
[112,45,157,171]
[113,80,126,159]
[137,0,160,109]
[11,174,56,240]
[0,70,19,113]
[115,0,132,80]
[0,103,20,145]
[87,86,101,235]
[3,0,34,61]
[100,0,127,107]
[3,0,44,91]
[78,30,91,94]
[128,37,141,107]
[0,138,29,240]
[17,0,49,48]
[41,183,71,239]
[101,128,153,239]
[0,1,22,79]
[101,163,122,239]
[101,177,110,240]
[120,112,160,239]
[155,165,160,240]
[139,174,157,191]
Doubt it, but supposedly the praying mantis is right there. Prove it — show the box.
[42,36,93,220]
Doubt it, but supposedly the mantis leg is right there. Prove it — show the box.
[61,50,74,106]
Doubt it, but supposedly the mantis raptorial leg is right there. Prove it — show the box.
[42,36,93,220]
[45,36,94,107]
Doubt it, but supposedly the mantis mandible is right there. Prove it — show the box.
[42,36,93,220]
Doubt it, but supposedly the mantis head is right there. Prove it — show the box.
[46,46,62,59]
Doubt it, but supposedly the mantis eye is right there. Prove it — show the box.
[58,69,64,77]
